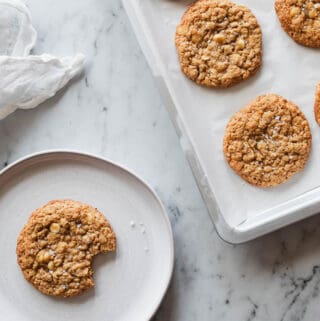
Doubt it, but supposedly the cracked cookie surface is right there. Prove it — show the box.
[314,82,320,125]
[16,200,116,297]
[175,0,262,88]
[275,0,320,47]
[223,94,312,187]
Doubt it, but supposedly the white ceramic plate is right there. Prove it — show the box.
[0,151,174,321]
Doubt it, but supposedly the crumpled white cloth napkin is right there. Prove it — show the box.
[0,0,85,120]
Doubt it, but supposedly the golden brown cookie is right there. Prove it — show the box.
[314,82,320,125]
[275,0,320,47]
[223,94,312,187]
[16,200,116,297]
[175,0,262,88]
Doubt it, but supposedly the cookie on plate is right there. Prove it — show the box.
[16,199,116,297]
[275,0,320,47]
[314,82,320,125]
[175,0,262,88]
[223,94,312,187]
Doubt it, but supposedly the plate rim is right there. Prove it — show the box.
[0,149,174,321]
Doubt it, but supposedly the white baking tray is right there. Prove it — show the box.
[123,0,320,243]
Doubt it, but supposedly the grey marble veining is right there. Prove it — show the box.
[1,1,320,320]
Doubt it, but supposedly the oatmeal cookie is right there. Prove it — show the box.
[223,94,312,187]
[314,82,320,125]
[275,0,320,47]
[16,200,116,297]
[175,0,262,88]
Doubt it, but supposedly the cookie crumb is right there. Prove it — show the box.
[130,220,136,228]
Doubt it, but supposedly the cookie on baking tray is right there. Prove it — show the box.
[275,0,320,47]
[16,199,116,297]
[175,0,262,88]
[223,94,312,187]
[314,82,320,125]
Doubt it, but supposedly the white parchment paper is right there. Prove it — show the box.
[134,0,320,228]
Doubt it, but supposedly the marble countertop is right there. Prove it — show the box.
[1,1,320,320]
